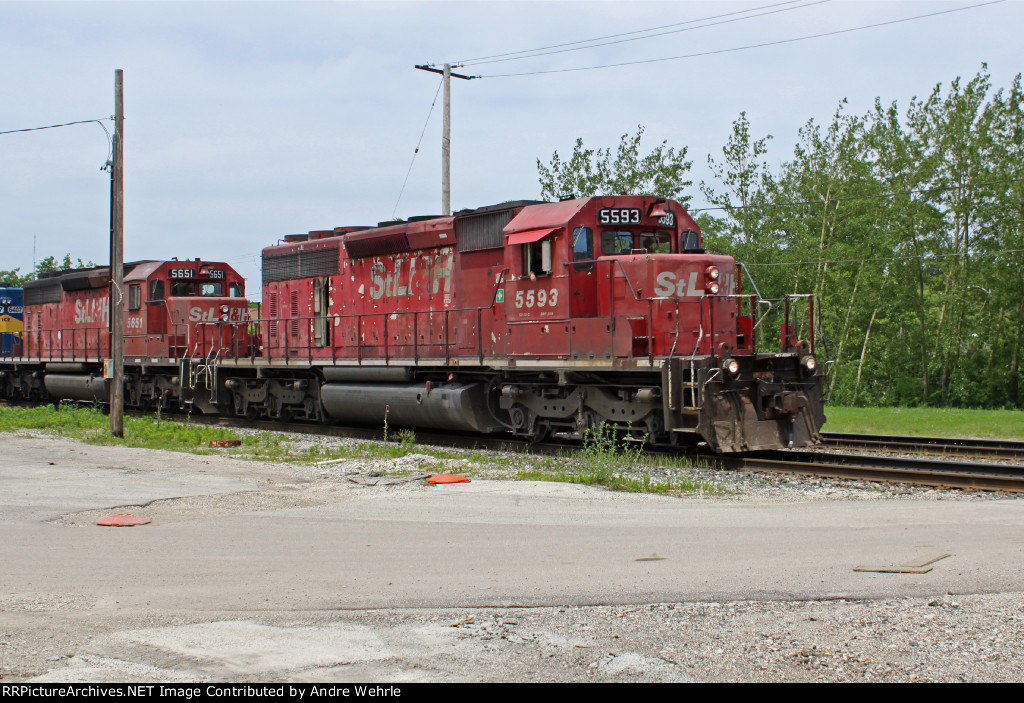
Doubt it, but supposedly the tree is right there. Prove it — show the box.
[0,254,95,287]
[701,111,774,247]
[0,268,28,286]
[537,125,693,204]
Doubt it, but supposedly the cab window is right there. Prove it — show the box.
[601,230,633,255]
[150,279,164,301]
[681,230,701,252]
[572,226,593,272]
[229,282,244,298]
[128,284,141,311]
[601,229,673,254]
[168,281,224,297]
[640,231,672,253]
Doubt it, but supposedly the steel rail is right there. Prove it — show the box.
[720,449,1024,493]
[820,432,1024,462]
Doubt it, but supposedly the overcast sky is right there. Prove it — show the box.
[1,0,1020,299]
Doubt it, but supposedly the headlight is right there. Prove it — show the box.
[221,314,230,322]
[707,281,720,295]
[723,358,740,375]
[220,305,229,313]
[706,266,720,280]
[802,355,817,372]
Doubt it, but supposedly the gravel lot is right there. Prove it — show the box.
[3,428,1023,683]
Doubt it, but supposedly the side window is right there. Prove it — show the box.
[229,282,244,298]
[601,230,633,255]
[522,239,552,279]
[128,284,141,311]
[681,230,701,252]
[572,226,593,272]
[150,279,165,301]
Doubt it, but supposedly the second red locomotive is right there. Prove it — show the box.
[3,259,251,412]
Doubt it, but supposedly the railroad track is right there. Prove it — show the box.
[199,414,1024,493]
[717,449,1024,493]
[6,401,1023,493]
[821,432,1024,463]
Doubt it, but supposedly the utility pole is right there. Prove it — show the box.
[442,64,450,216]
[110,69,125,437]
[414,64,476,216]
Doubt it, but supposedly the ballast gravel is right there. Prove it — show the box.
[3,429,1023,683]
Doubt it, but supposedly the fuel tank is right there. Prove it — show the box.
[44,374,110,403]
[320,382,501,434]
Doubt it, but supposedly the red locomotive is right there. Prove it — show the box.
[0,195,826,452]
[3,259,251,411]
[238,195,825,451]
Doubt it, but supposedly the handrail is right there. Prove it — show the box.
[11,270,821,368]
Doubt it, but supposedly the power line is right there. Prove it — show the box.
[481,0,1006,78]
[0,117,112,136]
[453,0,822,67]
[452,0,805,64]
[1,117,114,168]
[392,77,445,219]
[744,248,1024,267]
[691,177,1024,214]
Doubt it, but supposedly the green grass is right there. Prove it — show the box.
[0,405,729,496]
[0,404,312,461]
[823,405,1024,439]
[0,405,457,465]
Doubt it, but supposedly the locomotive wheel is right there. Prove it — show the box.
[528,424,551,444]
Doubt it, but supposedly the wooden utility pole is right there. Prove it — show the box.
[442,64,451,216]
[110,69,125,437]
[414,64,475,216]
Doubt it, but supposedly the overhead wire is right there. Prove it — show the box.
[690,177,1024,214]
[0,117,112,136]
[479,0,1006,78]
[1,117,114,169]
[451,0,821,67]
[744,249,1024,267]
[392,77,444,219]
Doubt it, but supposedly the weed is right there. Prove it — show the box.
[575,422,646,478]
[396,428,417,451]
[512,422,726,496]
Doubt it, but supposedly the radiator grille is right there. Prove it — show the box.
[456,209,516,252]
[262,248,338,282]
[289,291,300,337]
[24,280,62,305]
[267,292,278,337]
[344,232,410,259]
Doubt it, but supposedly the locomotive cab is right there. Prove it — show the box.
[123,260,251,359]
[497,195,825,451]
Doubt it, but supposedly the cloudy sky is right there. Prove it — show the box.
[1,0,1020,299]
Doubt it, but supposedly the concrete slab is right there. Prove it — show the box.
[2,435,1022,683]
